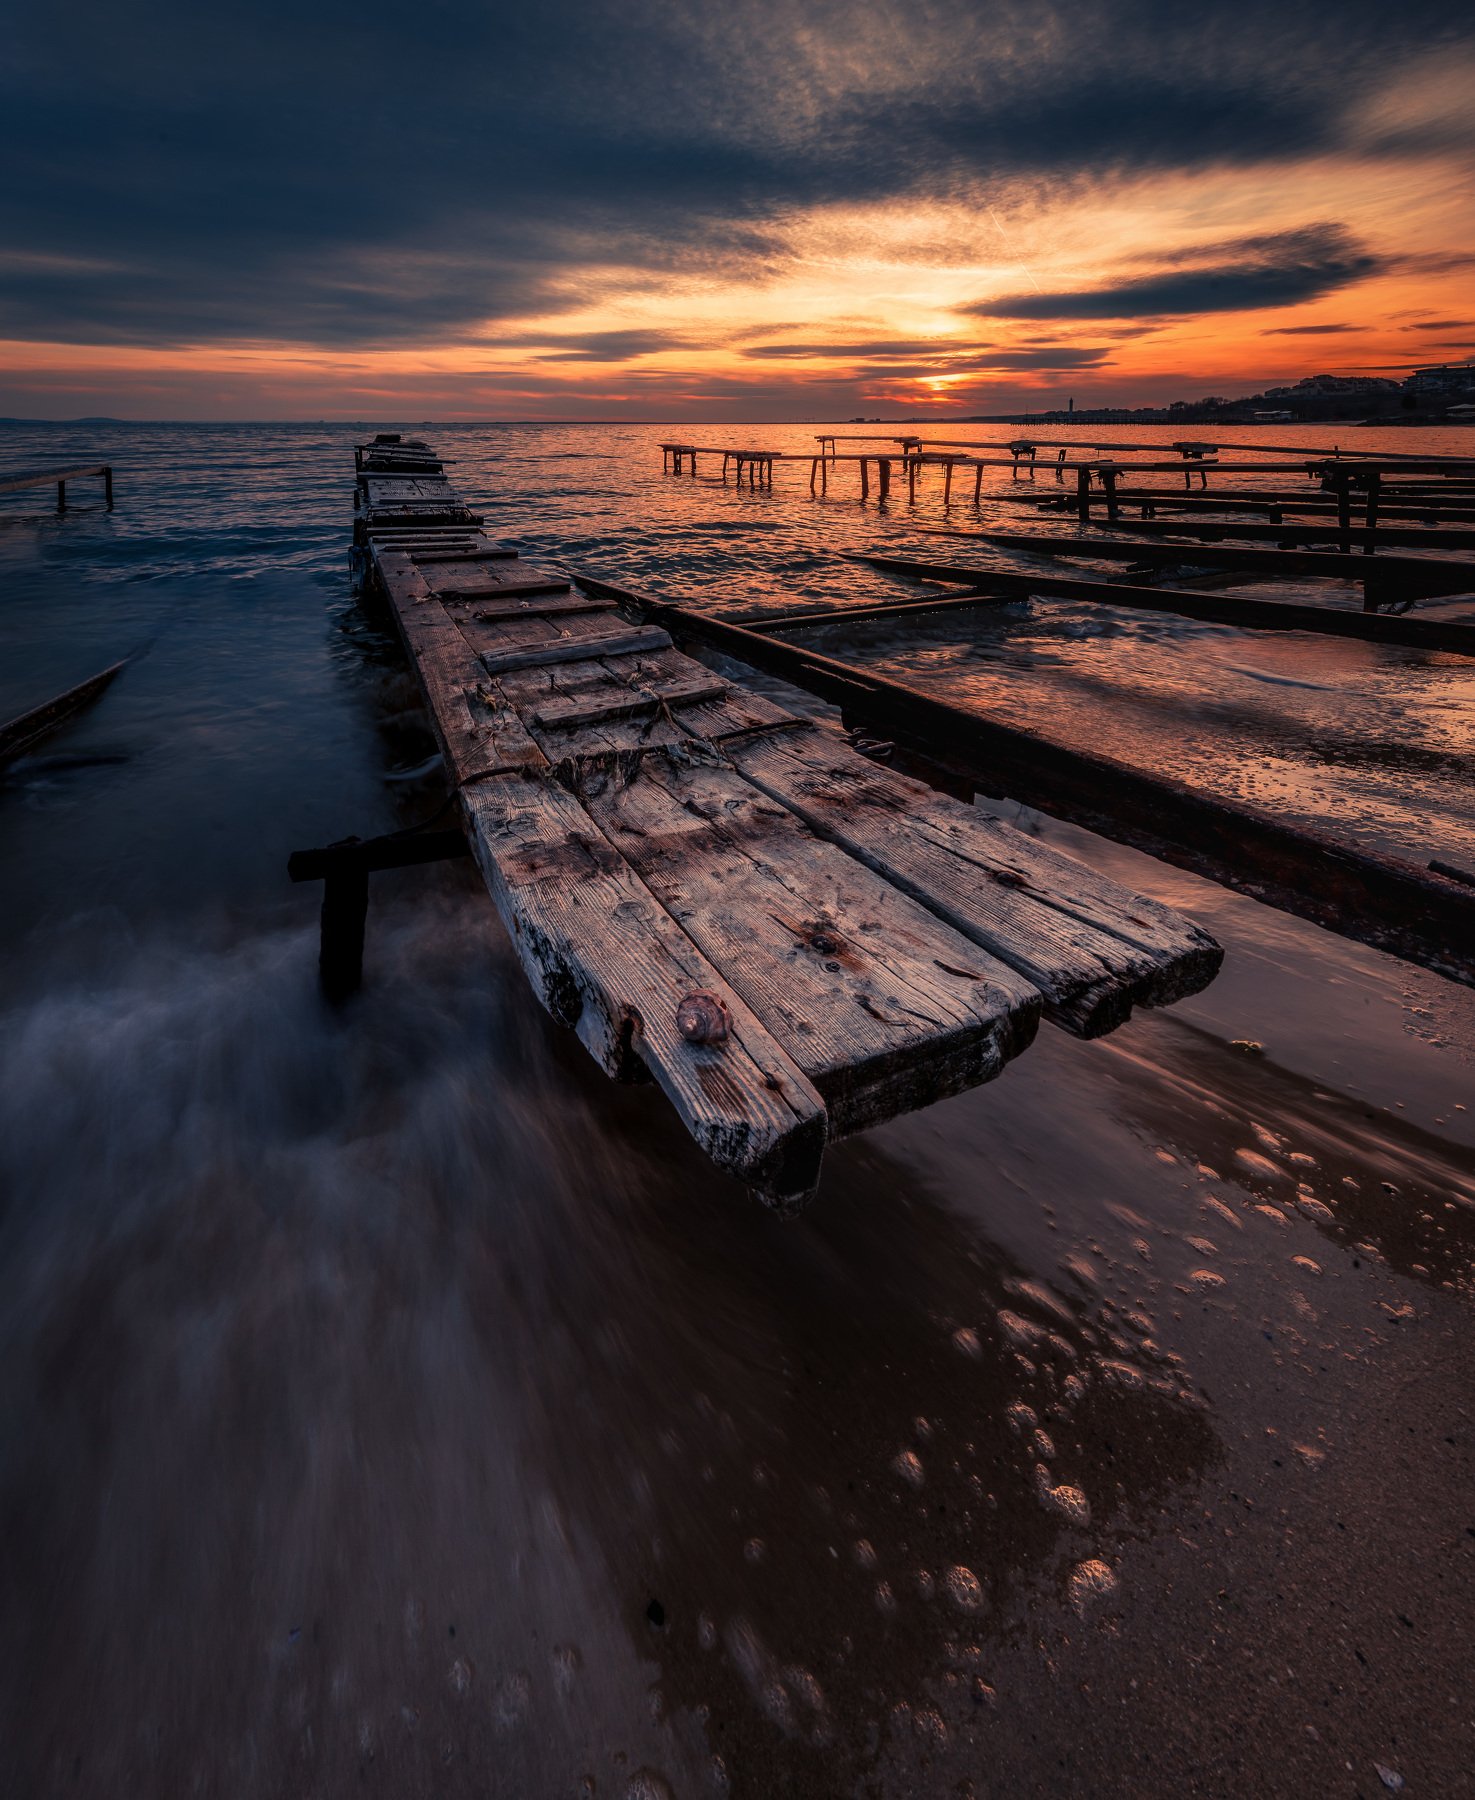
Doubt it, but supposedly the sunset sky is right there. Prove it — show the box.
[4,0,1473,420]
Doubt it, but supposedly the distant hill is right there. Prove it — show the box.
[0,416,128,426]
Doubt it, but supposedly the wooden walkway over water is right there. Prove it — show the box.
[0,462,113,510]
[340,436,1221,1207]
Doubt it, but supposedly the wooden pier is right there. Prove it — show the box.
[328,436,1222,1209]
[0,462,113,510]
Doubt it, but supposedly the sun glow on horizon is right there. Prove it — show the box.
[3,34,1473,420]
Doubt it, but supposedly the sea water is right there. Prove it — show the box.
[1,421,1473,1795]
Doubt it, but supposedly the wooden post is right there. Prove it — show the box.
[56,480,66,512]
[860,457,869,499]
[1103,467,1120,522]
[974,462,984,504]
[810,457,818,495]
[1076,466,1091,522]
[944,460,954,503]
[320,864,369,1002]
[1364,472,1381,555]
[821,456,827,494]
[908,457,917,503]
[1335,472,1352,554]
[878,458,891,501]
[1055,449,1067,483]
[103,467,113,509]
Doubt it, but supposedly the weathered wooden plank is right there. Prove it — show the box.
[578,750,1041,1133]
[374,552,547,782]
[531,677,728,731]
[435,577,572,600]
[463,594,616,622]
[364,475,457,501]
[410,548,521,563]
[460,771,828,1201]
[728,726,1222,1036]
[495,652,799,768]
[479,626,673,675]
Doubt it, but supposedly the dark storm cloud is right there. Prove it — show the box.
[3,0,1472,349]
[1266,323,1359,334]
[970,225,1383,321]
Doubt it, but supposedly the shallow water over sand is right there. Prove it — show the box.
[2,421,1473,1797]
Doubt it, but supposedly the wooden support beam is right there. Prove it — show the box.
[723,588,1017,632]
[958,527,1475,606]
[0,656,131,765]
[850,549,1475,656]
[1098,516,1475,554]
[287,828,473,1003]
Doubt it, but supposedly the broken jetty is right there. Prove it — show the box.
[329,436,1221,1209]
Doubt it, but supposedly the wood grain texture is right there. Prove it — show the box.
[579,748,1041,1132]
[729,726,1222,1036]
[374,552,547,782]
[479,626,673,675]
[460,771,828,1201]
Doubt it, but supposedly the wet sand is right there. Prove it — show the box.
[1,421,1472,1797]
